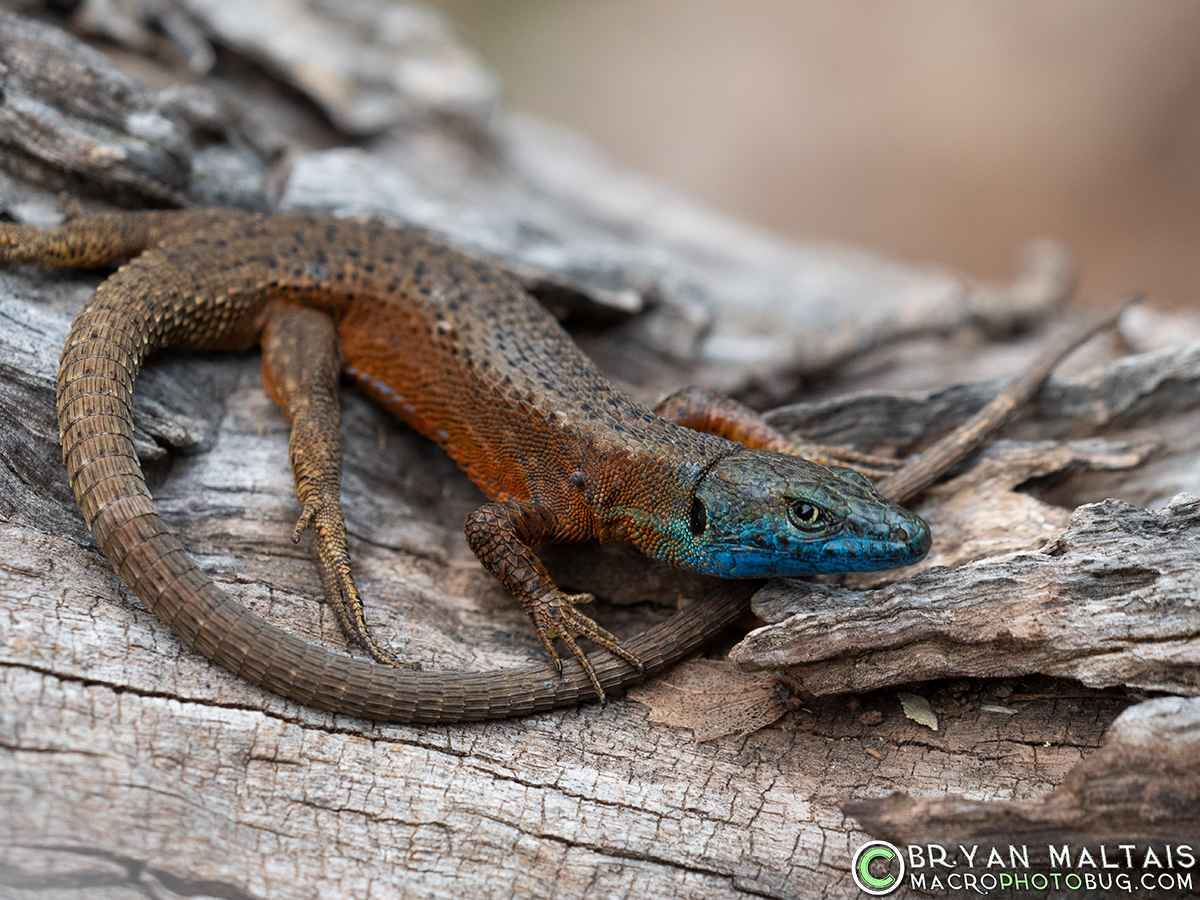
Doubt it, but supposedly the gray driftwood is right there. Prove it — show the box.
[1,6,1198,900]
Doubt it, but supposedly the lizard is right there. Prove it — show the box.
[2,208,935,722]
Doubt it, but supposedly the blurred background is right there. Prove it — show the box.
[426,0,1200,308]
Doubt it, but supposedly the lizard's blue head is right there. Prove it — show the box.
[684,450,931,578]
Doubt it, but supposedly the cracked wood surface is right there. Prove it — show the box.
[2,6,1200,899]
[0,498,1129,899]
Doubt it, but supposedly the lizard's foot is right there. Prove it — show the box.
[294,495,413,670]
[261,304,412,668]
[530,591,644,705]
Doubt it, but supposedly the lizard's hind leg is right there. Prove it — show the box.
[261,303,411,668]
[654,387,902,479]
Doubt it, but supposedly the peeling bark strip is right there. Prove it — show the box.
[765,336,1200,450]
[735,496,1200,696]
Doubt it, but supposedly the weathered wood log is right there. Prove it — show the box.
[1,6,1198,899]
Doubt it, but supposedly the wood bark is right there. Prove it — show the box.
[1,6,1198,899]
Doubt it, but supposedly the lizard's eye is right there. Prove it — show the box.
[788,500,825,531]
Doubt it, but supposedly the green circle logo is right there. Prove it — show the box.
[852,841,905,895]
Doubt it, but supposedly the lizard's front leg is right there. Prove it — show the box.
[261,304,409,667]
[464,500,644,704]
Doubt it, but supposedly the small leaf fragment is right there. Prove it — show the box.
[898,692,939,731]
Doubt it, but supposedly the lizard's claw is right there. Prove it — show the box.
[296,492,413,670]
[530,591,644,706]
[292,500,317,543]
